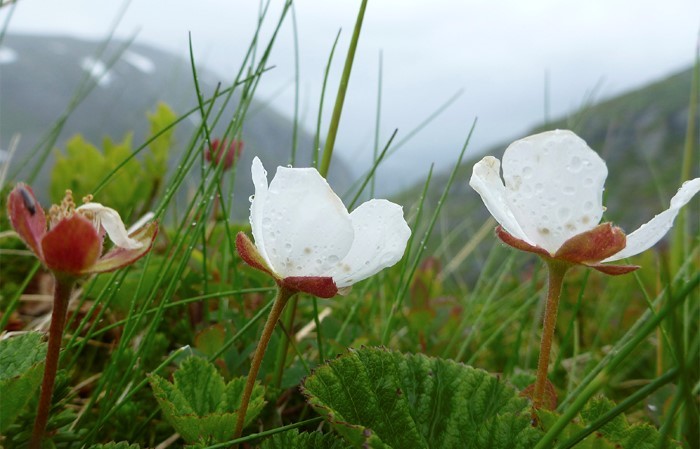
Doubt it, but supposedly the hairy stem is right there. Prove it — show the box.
[233,287,295,446]
[30,276,76,449]
[533,261,569,409]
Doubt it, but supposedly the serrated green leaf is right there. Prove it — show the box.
[537,410,617,449]
[261,429,352,449]
[0,332,47,432]
[87,442,141,449]
[174,356,226,415]
[578,396,681,449]
[580,396,628,441]
[149,356,266,444]
[301,347,541,449]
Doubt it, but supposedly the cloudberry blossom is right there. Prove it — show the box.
[470,130,700,274]
[236,157,411,298]
[7,183,158,278]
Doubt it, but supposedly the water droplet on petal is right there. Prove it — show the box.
[563,186,576,195]
[522,166,533,178]
[568,156,583,173]
[249,195,255,202]
[558,207,570,220]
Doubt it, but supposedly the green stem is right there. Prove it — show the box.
[233,287,295,446]
[30,276,76,449]
[318,0,367,177]
[533,260,569,409]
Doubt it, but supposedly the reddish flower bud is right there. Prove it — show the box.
[205,138,243,170]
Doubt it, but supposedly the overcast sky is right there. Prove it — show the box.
[2,0,698,190]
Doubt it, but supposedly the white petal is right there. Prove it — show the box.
[501,130,607,253]
[327,199,411,288]
[469,156,533,245]
[259,164,354,278]
[77,203,143,249]
[127,211,155,234]
[250,157,272,266]
[603,178,700,262]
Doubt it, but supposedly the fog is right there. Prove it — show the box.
[2,0,697,192]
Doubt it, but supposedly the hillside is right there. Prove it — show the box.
[0,33,353,217]
[400,67,698,274]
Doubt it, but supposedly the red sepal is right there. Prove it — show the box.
[495,226,551,258]
[7,184,47,258]
[282,276,338,299]
[42,214,102,275]
[236,232,277,279]
[554,223,627,263]
[584,263,639,276]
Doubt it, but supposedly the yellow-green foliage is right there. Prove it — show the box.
[50,102,176,220]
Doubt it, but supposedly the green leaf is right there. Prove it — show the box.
[537,410,617,449]
[0,332,47,432]
[149,356,266,444]
[87,442,141,449]
[579,397,681,449]
[301,347,541,449]
[538,397,681,449]
[261,429,352,449]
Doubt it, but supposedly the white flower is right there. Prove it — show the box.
[239,157,411,296]
[470,129,700,266]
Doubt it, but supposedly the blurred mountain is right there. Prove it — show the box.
[0,33,353,217]
[399,67,698,274]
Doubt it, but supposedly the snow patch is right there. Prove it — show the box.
[0,46,17,64]
[123,50,155,74]
[80,57,113,87]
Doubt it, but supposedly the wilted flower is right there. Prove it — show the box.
[7,184,158,278]
[470,129,700,274]
[236,157,411,298]
[205,138,243,171]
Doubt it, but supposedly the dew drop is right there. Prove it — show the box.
[568,156,583,173]
[583,177,593,186]
[262,217,272,228]
[249,195,255,202]
[563,186,576,195]
[522,166,533,178]
[558,207,570,220]
[327,255,340,264]
[583,201,593,211]
[534,182,544,193]
[284,243,292,250]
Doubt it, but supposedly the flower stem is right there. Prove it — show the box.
[233,287,295,446]
[533,260,569,409]
[30,276,76,449]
